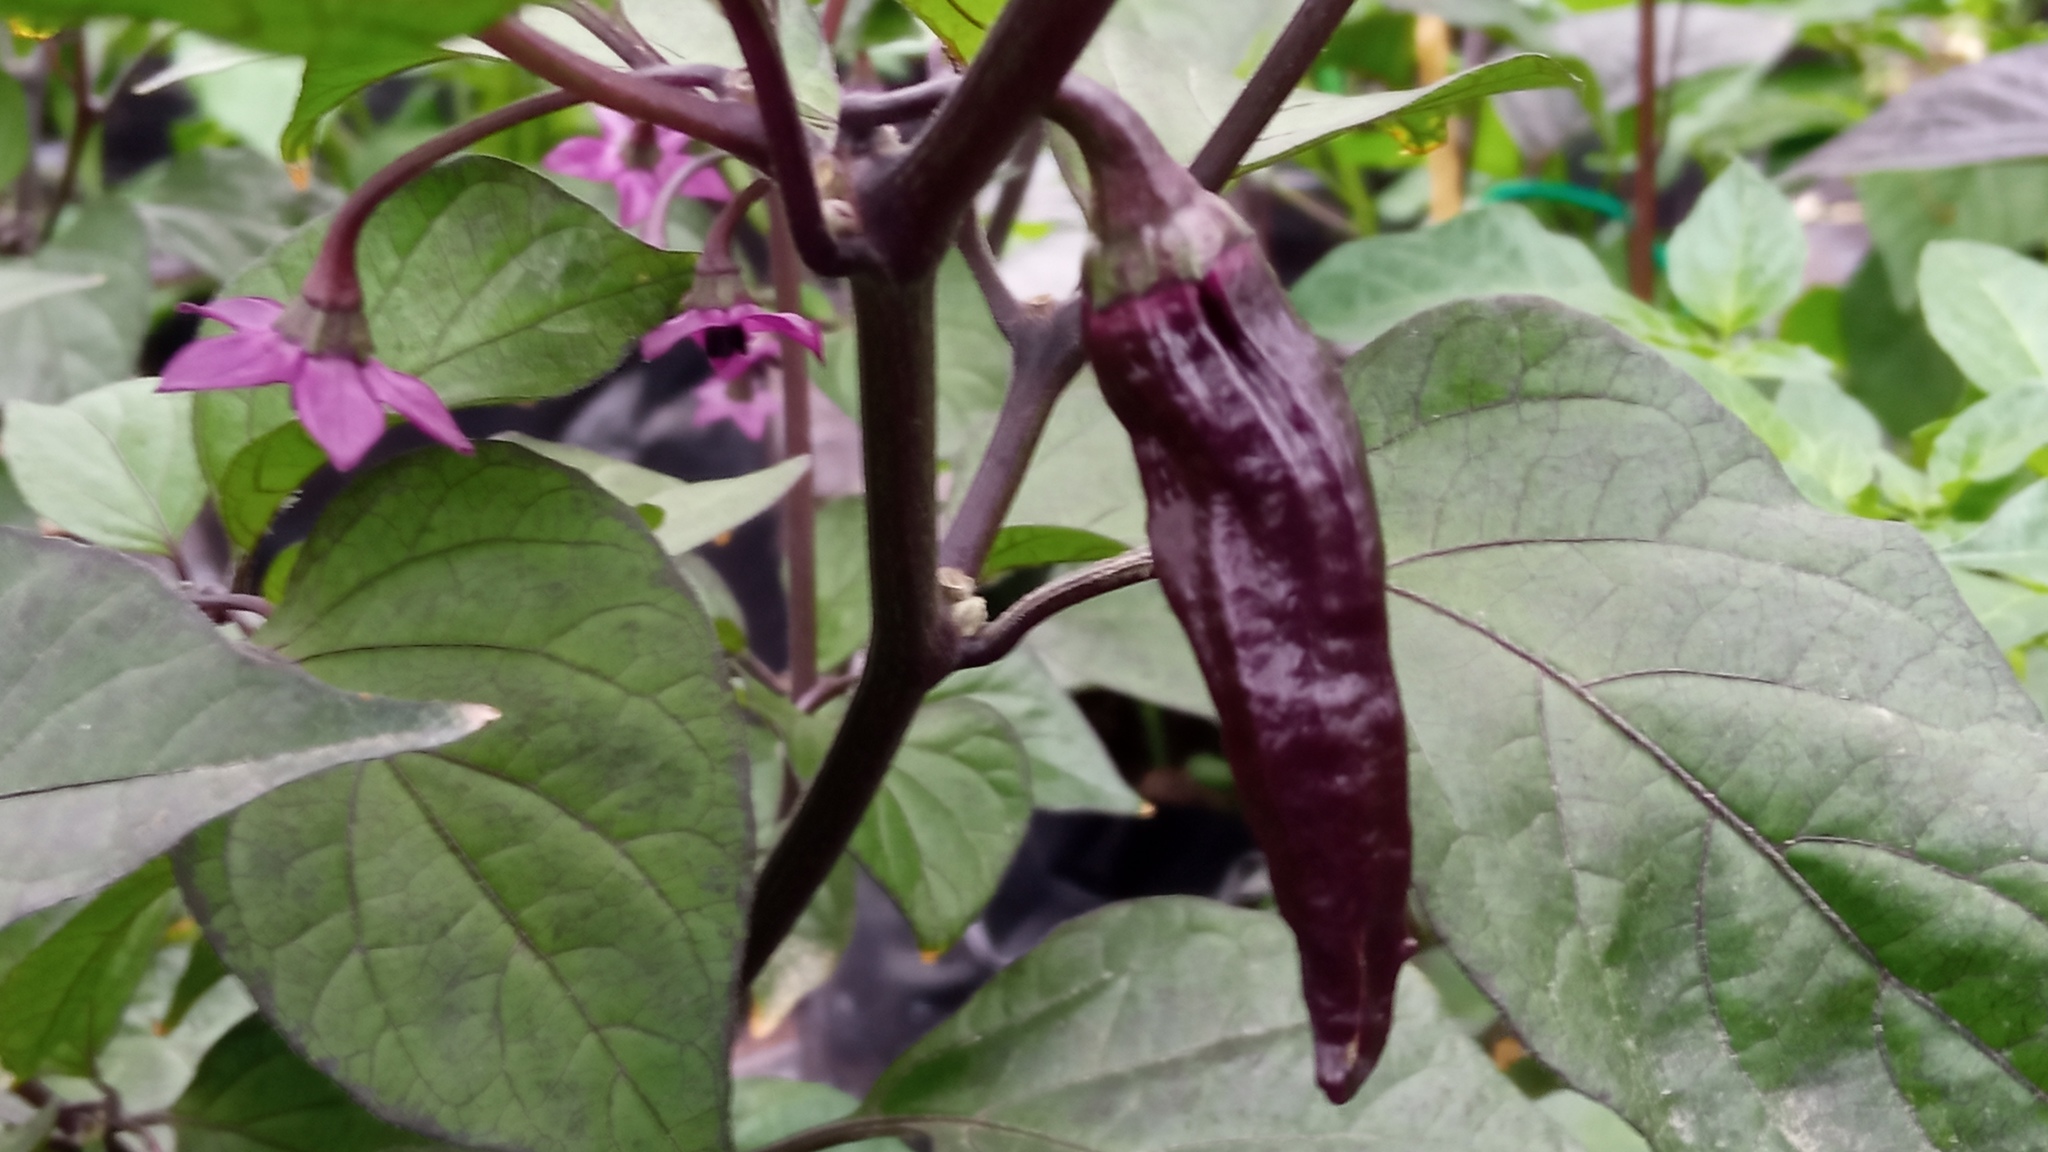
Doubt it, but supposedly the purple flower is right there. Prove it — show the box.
[157,297,471,472]
[641,303,824,382]
[544,107,729,228]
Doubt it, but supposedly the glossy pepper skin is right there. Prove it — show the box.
[1059,79,1412,1105]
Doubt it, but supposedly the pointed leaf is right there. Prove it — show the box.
[0,529,491,927]
[181,443,750,1152]
[500,435,810,555]
[1351,297,2048,1149]
[0,860,176,1079]
[1667,160,1806,335]
[979,526,1128,580]
[1788,44,2048,180]
[851,698,1031,952]
[4,380,207,555]
[865,898,1591,1152]
[1918,240,2048,393]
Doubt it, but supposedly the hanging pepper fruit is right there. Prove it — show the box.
[1053,79,1413,1105]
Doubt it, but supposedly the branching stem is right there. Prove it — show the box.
[956,549,1156,669]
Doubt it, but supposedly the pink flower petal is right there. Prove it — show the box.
[615,169,659,227]
[544,135,624,183]
[682,165,731,202]
[642,310,727,360]
[178,296,285,332]
[293,358,390,472]
[739,310,825,359]
[361,361,471,454]
[158,330,304,391]
[650,123,691,158]
[694,381,781,441]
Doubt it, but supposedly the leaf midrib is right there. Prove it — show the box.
[1393,583,2048,1104]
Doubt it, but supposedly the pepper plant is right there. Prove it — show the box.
[1,2,2046,1151]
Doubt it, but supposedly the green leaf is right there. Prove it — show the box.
[3,379,207,555]
[180,442,750,1152]
[1000,375,1148,548]
[0,859,176,1079]
[779,0,840,130]
[1666,159,1806,335]
[1244,55,1581,172]
[865,897,1591,1152]
[172,1015,439,1152]
[284,46,450,161]
[817,496,871,670]
[1350,296,2048,1149]
[125,149,334,282]
[928,650,1139,814]
[0,199,150,404]
[734,1079,901,1152]
[1292,204,1616,346]
[163,935,230,1035]
[1919,240,2048,393]
[500,434,809,555]
[1944,482,2048,586]
[0,267,100,314]
[1027,582,1213,720]
[1859,162,2048,310]
[1772,374,1884,509]
[1927,387,2048,493]
[0,69,26,190]
[197,156,695,547]
[852,698,1031,951]
[981,527,1127,580]
[0,529,491,928]
[0,463,30,530]
[897,0,1001,59]
[624,0,743,67]
[0,1101,57,1152]
[0,0,528,61]
[1946,568,2048,652]
[1840,251,1971,439]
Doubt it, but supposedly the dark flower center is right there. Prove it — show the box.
[627,123,663,171]
[701,325,749,359]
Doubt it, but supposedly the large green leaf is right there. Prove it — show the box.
[0,860,176,1079]
[927,649,1138,813]
[1351,297,2048,1149]
[851,698,1031,951]
[865,897,1592,1152]
[181,443,750,1152]
[816,496,871,671]
[172,1015,438,1152]
[1666,160,1805,336]
[0,0,527,60]
[3,379,206,555]
[284,46,451,161]
[198,156,697,548]
[1944,482,2048,586]
[1292,204,1617,346]
[732,1079,899,1152]
[0,199,150,403]
[1918,240,2048,393]
[0,529,491,928]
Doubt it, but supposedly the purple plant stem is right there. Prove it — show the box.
[1630,0,1658,300]
[716,0,855,275]
[1189,0,1355,190]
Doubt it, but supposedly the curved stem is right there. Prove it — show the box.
[956,216,1021,336]
[838,75,958,133]
[638,150,732,245]
[565,0,664,67]
[480,17,767,162]
[700,177,774,276]
[715,0,856,276]
[1189,0,1354,189]
[770,193,819,697]
[956,549,1155,669]
[43,30,94,243]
